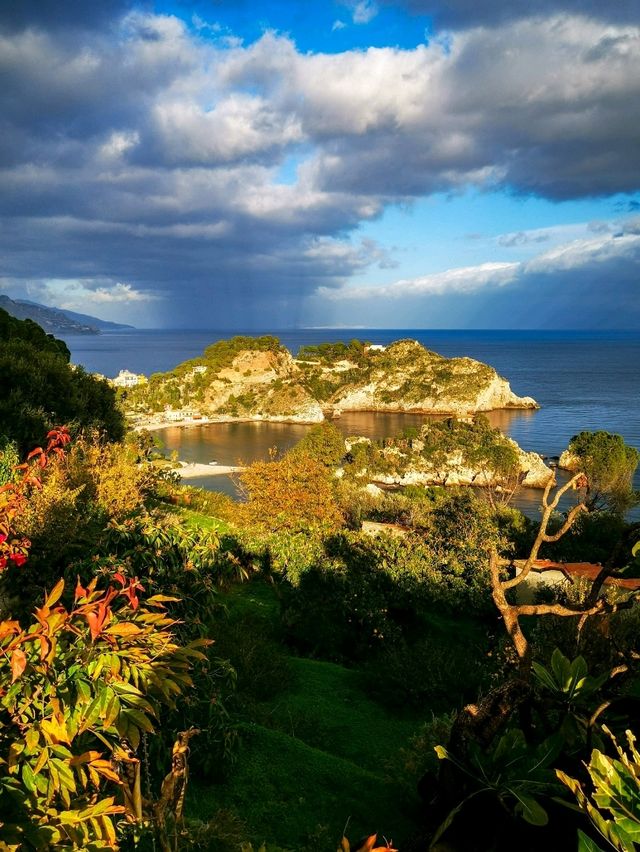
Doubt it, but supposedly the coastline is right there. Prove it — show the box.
[129,400,538,435]
[132,413,321,432]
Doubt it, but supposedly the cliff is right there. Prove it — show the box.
[307,340,537,417]
[124,336,538,423]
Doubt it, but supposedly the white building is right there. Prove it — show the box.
[112,369,143,388]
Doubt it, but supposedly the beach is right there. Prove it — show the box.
[177,460,243,478]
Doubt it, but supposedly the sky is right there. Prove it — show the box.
[0,0,639,329]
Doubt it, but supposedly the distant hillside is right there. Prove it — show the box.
[0,295,134,334]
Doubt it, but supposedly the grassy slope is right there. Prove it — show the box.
[189,581,422,851]
[179,507,231,534]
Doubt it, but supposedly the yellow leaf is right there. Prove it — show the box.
[45,577,65,609]
[41,716,71,745]
[10,648,27,682]
[105,623,143,637]
[33,747,49,775]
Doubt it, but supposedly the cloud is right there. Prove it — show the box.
[0,9,639,326]
[81,282,157,304]
[352,1,379,24]
[320,230,640,327]
[332,19,348,31]
[497,231,551,247]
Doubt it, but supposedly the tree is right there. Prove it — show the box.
[568,431,639,514]
[238,451,343,533]
[490,456,638,676]
[289,422,346,468]
[0,336,125,452]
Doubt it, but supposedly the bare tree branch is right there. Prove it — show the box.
[502,472,586,590]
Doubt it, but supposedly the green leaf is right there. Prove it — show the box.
[551,648,572,692]
[577,830,606,852]
[513,792,549,826]
[532,661,559,694]
[21,763,37,794]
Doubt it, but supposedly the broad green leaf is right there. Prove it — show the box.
[577,830,606,852]
[21,763,36,794]
[512,792,549,826]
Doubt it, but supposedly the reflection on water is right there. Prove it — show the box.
[158,410,640,521]
[157,409,583,517]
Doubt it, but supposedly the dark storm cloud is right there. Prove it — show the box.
[0,0,133,32]
[0,7,639,326]
[388,0,640,28]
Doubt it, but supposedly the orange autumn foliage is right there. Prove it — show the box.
[238,451,343,533]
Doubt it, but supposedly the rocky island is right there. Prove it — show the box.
[339,418,553,490]
[121,335,538,425]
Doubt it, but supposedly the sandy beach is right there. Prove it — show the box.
[132,416,218,433]
[177,461,243,478]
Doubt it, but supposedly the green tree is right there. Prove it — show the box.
[289,422,346,467]
[568,431,639,514]
[0,333,124,452]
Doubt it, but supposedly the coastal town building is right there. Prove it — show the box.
[164,407,195,422]
[111,369,146,388]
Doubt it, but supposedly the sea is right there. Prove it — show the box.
[60,328,640,518]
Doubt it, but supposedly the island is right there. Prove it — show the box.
[119,335,538,426]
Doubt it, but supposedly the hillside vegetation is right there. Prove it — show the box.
[1,318,638,852]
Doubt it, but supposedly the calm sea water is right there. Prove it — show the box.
[62,329,640,515]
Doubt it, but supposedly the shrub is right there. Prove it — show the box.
[0,577,208,849]
[363,634,495,711]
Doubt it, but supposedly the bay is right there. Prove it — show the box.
[62,328,640,516]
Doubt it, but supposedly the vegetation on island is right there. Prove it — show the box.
[0,318,639,851]
[118,335,534,421]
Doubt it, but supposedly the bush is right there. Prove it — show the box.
[363,632,496,711]
[0,577,208,849]
[0,437,19,487]
[238,453,344,534]
[0,314,124,452]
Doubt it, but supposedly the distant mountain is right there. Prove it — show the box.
[0,295,134,334]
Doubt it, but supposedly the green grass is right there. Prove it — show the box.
[270,657,419,772]
[190,716,418,851]
[178,507,230,534]
[189,581,423,851]
[223,578,282,622]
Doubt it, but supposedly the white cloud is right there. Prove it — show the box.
[326,231,640,300]
[325,261,519,299]
[352,1,379,24]
[85,282,157,303]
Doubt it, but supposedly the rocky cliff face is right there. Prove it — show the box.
[347,436,553,488]
[558,450,581,471]
[321,341,537,416]
[203,349,324,421]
